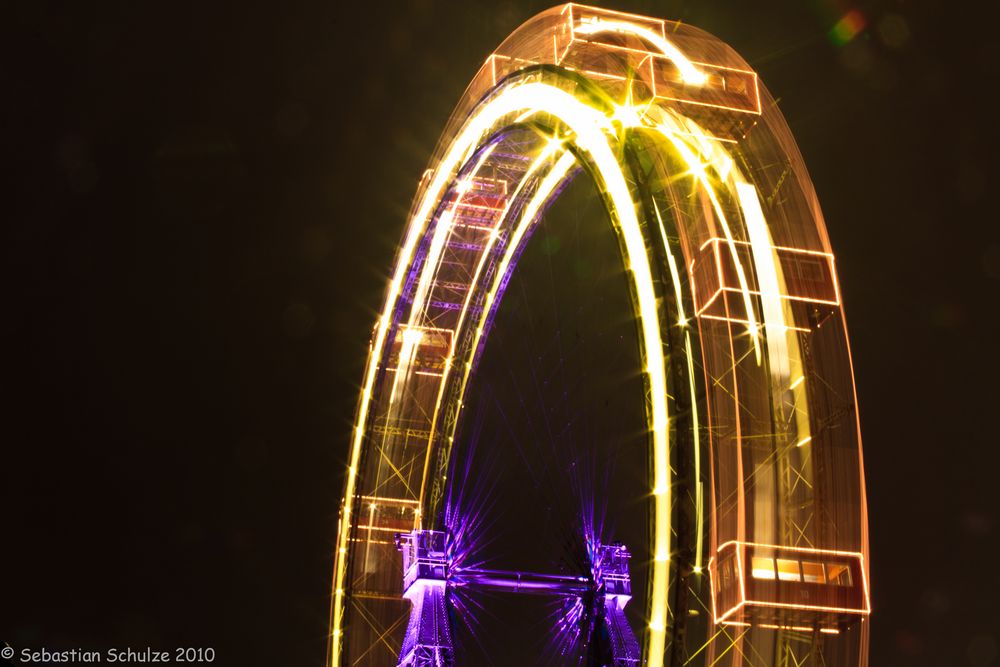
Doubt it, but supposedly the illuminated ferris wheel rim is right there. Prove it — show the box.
[338,76,685,665]
[331,4,870,666]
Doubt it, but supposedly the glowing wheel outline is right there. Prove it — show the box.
[330,5,870,665]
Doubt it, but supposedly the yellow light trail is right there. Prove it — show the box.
[737,182,788,379]
[652,198,703,572]
[333,81,675,666]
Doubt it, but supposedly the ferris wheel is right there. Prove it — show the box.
[329,5,871,665]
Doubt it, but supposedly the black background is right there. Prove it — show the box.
[4,0,998,665]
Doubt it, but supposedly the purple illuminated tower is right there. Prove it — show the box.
[598,544,641,665]
[395,531,454,667]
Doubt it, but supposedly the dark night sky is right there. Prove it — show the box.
[3,1,998,665]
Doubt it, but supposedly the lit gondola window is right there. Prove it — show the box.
[801,561,826,584]
[776,559,802,582]
[826,563,853,586]
[751,556,776,580]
